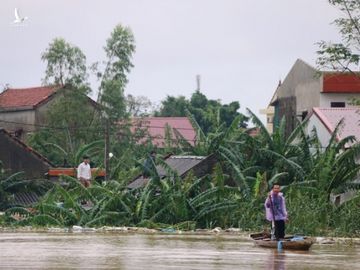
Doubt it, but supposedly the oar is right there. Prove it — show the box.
[269,194,283,251]
[268,194,276,241]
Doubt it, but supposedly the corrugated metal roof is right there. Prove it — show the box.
[157,155,205,177]
[128,155,209,189]
[312,107,360,144]
[0,86,58,109]
[11,192,40,206]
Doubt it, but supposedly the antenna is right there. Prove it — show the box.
[196,74,201,91]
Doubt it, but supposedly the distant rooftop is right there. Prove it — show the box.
[131,117,196,147]
[312,107,360,144]
[323,73,360,93]
[128,154,215,189]
[0,86,58,110]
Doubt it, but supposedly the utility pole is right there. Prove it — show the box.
[196,74,201,91]
[104,119,110,181]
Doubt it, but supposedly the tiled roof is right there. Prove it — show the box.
[128,155,213,189]
[312,107,360,144]
[0,86,58,109]
[323,73,360,93]
[131,117,196,147]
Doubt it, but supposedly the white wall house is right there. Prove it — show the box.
[306,107,360,147]
[261,59,360,135]
[306,107,360,204]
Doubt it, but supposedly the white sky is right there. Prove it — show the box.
[0,0,342,121]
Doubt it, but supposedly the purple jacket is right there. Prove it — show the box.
[265,191,288,221]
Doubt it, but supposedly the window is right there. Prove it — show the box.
[330,102,345,108]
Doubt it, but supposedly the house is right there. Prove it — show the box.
[259,106,275,134]
[128,154,216,189]
[0,128,54,179]
[306,107,360,205]
[130,117,196,147]
[261,59,360,136]
[306,107,360,148]
[0,86,99,138]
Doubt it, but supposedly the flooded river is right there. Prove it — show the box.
[0,232,359,269]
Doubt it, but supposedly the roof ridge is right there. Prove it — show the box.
[0,86,60,109]
[295,58,317,71]
[133,116,189,119]
[6,85,60,91]
[313,107,334,133]
[318,107,359,110]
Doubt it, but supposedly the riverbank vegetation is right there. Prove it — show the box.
[2,111,360,237]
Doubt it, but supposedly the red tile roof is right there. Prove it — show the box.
[312,107,360,145]
[0,86,58,109]
[323,74,360,93]
[131,117,196,147]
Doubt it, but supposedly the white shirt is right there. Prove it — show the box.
[77,162,91,180]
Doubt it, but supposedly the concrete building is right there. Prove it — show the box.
[262,59,360,136]
[306,107,360,204]
[306,107,360,148]
[0,86,99,138]
[259,106,275,134]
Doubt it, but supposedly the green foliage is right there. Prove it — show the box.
[155,91,248,134]
[155,95,189,117]
[317,0,360,71]
[41,38,88,88]
[28,87,102,166]
[5,80,360,237]
[99,24,136,123]
[0,161,53,211]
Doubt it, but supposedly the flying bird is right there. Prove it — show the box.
[13,8,28,24]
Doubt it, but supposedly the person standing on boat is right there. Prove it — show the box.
[265,183,288,240]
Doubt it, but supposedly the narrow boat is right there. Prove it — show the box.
[250,232,315,251]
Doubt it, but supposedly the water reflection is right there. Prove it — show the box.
[266,250,286,270]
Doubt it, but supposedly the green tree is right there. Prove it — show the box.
[98,25,136,123]
[41,38,89,89]
[155,95,189,117]
[30,38,101,165]
[317,0,360,71]
[155,91,248,134]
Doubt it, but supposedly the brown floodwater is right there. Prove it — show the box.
[0,232,359,269]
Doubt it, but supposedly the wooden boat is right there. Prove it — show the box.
[250,232,315,251]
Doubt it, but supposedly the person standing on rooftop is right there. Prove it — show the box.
[77,155,92,188]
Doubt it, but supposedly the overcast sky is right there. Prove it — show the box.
[0,0,342,120]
